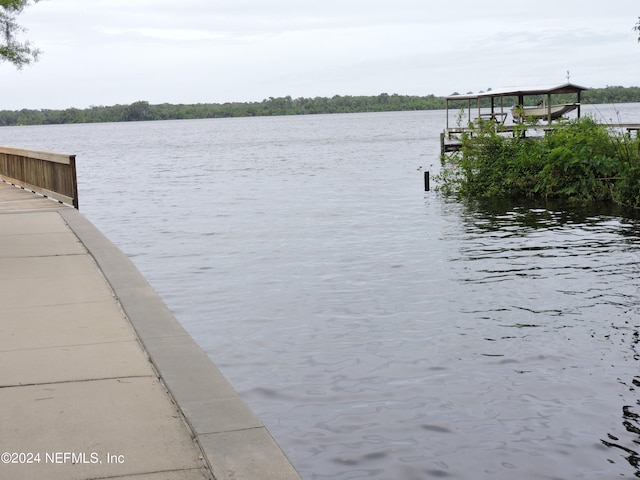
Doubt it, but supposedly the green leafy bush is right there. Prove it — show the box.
[437,117,640,207]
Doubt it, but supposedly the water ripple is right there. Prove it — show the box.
[2,110,640,478]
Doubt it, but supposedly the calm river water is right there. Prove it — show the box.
[2,106,640,479]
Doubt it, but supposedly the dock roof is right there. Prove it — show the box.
[446,82,589,100]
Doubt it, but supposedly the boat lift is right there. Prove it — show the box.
[441,82,588,154]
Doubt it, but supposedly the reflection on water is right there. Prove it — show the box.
[603,324,640,474]
[453,198,640,477]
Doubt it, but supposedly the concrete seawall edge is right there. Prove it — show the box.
[58,208,302,480]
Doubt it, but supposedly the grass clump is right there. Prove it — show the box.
[437,117,640,207]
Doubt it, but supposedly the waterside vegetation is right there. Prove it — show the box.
[1,86,640,126]
[436,117,640,208]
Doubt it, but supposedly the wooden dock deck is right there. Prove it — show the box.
[441,122,640,156]
[0,180,73,211]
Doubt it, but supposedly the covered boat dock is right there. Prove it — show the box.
[445,82,587,129]
[441,82,589,154]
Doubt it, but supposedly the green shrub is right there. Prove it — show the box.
[437,117,640,207]
[611,134,640,207]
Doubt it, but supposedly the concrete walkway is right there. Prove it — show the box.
[0,182,301,480]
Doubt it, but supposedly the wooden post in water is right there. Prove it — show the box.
[424,171,430,191]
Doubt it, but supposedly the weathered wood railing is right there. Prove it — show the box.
[0,146,78,209]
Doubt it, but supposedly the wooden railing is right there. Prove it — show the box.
[0,146,78,209]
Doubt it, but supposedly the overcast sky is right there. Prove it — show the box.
[1,0,638,110]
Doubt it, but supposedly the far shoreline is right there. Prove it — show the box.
[1,86,639,127]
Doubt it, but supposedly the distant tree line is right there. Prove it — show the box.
[0,87,639,126]
[583,85,640,104]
